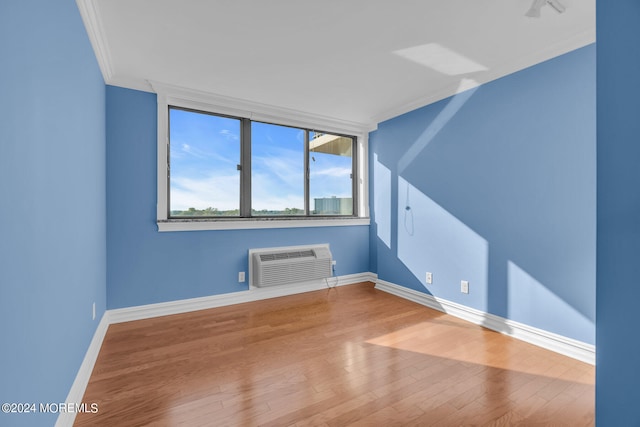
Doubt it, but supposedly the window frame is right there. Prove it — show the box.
[154,83,370,232]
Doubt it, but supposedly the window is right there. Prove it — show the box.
[251,121,306,216]
[309,131,354,216]
[154,85,369,231]
[166,107,357,220]
[169,108,241,217]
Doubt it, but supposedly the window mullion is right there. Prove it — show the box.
[304,130,310,216]
[166,107,171,219]
[352,137,358,216]
[240,118,252,217]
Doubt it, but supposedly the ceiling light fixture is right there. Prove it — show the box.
[526,0,566,18]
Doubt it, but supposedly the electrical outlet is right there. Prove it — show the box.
[331,260,337,266]
[238,271,245,283]
[92,302,96,320]
[461,280,469,294]
[426,272,433,284]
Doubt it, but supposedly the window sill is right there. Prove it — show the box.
[157,217,370,232]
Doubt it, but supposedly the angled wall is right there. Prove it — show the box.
[0,0,106,426]
[106,86,369,309]
[369,44,596,345]
[596,1,640,424]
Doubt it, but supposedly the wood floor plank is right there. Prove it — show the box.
[75,282,594,426]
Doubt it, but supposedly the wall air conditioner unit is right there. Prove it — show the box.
[249,244,332,288]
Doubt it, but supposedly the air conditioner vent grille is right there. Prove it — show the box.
[251,245,332,288]
[259,250,315,262]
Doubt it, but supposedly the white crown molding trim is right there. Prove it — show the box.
[76,0,114,83]
[105,75,154,93]
[150,80,373,136]
[374,279,595,365]
[55,312,110,427]
[109,272,376,324]
[372,31,596,126]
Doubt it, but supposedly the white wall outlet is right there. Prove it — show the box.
[331,260,337,266]
[92,302,96,320]
[461,280,469,294]
[238,271,246,283]
[426,272,433,284]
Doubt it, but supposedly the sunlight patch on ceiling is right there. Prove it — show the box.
[394,43,488,76]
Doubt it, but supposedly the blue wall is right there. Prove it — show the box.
[596,1,640,424]
[0,0,106,426]
[106,86,370,309]
[370,44,596,344]
[0,1,604,422]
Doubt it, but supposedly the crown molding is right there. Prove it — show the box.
[76,0,114,83]
[372,29,596,126]
[150,80,374,135]
[77,0,592,133]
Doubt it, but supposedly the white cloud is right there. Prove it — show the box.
[251,193,305,211]
[253,148,304,184]
[251,169,304,210]
[171,139,238,166]
[219,129,239,141]
[311,166,351,178]
[171,144,349,212]
[181,142,208,159]
[170,174,239,211]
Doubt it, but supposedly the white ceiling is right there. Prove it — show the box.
[78,0,595,129]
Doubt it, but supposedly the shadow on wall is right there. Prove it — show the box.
[370,45,596,344]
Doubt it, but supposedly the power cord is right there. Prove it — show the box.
[325,263,339,288]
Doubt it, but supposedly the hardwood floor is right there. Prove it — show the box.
[75,282,594,426]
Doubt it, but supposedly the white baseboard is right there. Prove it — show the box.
[109,272,376,324]
[58,271,592,427]
[56,312,111,427]
[57,272,374,426]
[374,279,595,365]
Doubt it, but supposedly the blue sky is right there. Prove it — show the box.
[169,108,352,212]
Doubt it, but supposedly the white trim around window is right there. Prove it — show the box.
[151,81,370,232]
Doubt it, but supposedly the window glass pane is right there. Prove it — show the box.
[169,108,240,217]
[309,132,354,215]
[251,122,305,216]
